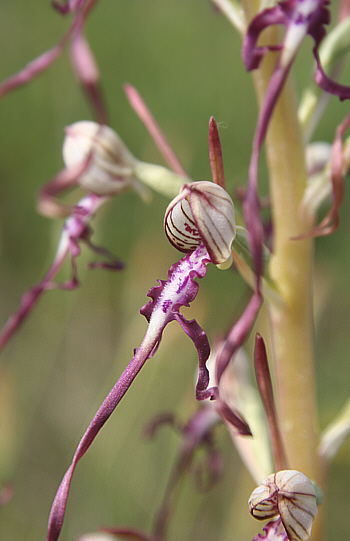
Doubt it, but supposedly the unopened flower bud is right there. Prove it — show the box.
[305,142,332,177]
[164,181,236,266]
[62,121,149,200]
[249,470,318,541]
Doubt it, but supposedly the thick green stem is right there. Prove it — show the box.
[240,10,320,482]
[267,97,318,477]
[259,48,319,481]
[265,67,323,540]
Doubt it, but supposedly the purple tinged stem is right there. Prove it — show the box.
[46,336,157,541]
[0,253,70,354]
[0,46,64,99]
[244,61,293,290]
[294,110,350,238]
[254,333,288,472]
[0,0,100,101]
[103,408,222,541]
[151,405,220,541]
[124,84,188,178]
[215,292,262,385]
[70,30,108,125]
[37,157,93,219]
[0,193,109,355]
[46,245,213,540]
[241,0,350,273]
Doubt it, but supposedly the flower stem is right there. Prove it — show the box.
[263,48,319,483]
[241,11,320,483]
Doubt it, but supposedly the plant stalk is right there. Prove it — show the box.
[240,0,321,511]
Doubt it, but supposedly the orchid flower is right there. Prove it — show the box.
[45,120,254,541]
[0,119,187,354]
[0,192,122,353]
[241,0,350,283]
[46,237,247,541]
[4,0,350,537]
[248,335,319,541]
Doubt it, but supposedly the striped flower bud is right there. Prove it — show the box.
[248,470,318,541]
[164,181,236,266]
[62,121,147,198]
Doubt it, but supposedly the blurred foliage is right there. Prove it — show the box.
[0,1,350,540]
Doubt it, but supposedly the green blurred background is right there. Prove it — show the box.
[0,1,350,540]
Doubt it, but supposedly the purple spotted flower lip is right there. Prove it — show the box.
[46,245,212,541]
[46,237,253,540]
[252,518,288,541]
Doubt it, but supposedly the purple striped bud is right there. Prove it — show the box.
[164,181,236,266]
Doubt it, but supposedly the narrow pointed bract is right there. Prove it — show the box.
[254,334,288,472]
[208,116,226,189]
[124,84,189,178]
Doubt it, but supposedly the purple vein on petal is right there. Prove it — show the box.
[124,84,189,178]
